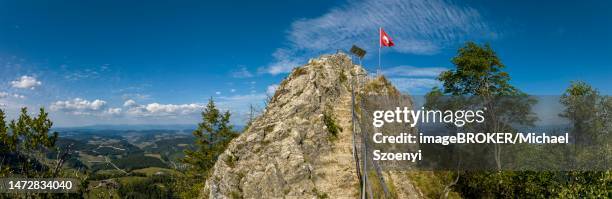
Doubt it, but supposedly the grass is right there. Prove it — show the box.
[229,190,243,199]
[384,173,399,199]
[363,75,401,97]
[144,153,162,159]
[78,153,105,167]
[264,124,275,134]
[226,155,237,168]
[313,187,329,199]
[339,71,347,84]
[366,171,460,199]
[293,67,308,77]
[115,176,147,184]
[96,169,125,175]
[366,170,389,198]
[405,171,462,199]
[131,167,183,177]
[323,111,342,138]
[86,184,120,199]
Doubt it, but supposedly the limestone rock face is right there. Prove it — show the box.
[202,53,422,198]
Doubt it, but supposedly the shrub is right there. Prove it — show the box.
[293,67,308,77]
[323,112,342,138]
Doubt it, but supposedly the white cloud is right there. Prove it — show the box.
[382,65,448,94]
[11,75,42,89]
[0,92,26,99]
[123,99,137,107]
[104,108,122,115]
[389,78,442,94]
[215,91,221,95]
[217,94,267,106]
[230,89,236,93]
[121,93,151,100]
[44,94,271,125]
[259,48,302,75]
[231,66,254,78]
[291,0,491,54]
[382,66,448,77]
[216,94,267,123]
[216,94,267,116]
[12,94,25,99]
[261,0,493,75]
[50,98,107,114]
[145,103,201,115]
[266,84,279,96]
[110,95,267,121]
[123,100,203,117]
[64,69,99,81]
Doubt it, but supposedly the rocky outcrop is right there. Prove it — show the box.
[202,53,423,198]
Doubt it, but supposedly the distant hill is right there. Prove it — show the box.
[54,124,246,132]
[53,124,198,131]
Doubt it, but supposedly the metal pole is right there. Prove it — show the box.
[378,27,381,77]
[361,80,368,199]
[351,73,363,196]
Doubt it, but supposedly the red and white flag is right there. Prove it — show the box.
[379,28,394,47]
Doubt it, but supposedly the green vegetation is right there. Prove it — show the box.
[560,81,610,148]
[313,187,329,199]
[423,41,611,198]
[1,44,608,198]
[0,98,240,198]
[339,70,348,84]
[363,76,400,96]
[553,81,611,197]
[181,97,239,198]
[229,190,243,199]
[438,42,519,96]
[293,66,308,77]
[0,108,59,178]
[112,154,168,171]
[366,170,394,199]
[117,174,176,198]
[405,171,461,199]
[0,108,85,198]
[132,167,183,177]
[323,111,342,138]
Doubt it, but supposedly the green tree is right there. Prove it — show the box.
[0,108,87,198]
[429,42,611,198]
[181,98,238,197]
[431,41,536,169]
[439,42,518,96]
[557,81,611,197]
[426,42,541,197]
[0,107,58,178]
[560,81,609,146]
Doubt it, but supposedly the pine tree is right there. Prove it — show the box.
[180,98,238,197]
[0,107,58,178]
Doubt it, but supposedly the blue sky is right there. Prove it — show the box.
[0,0,610,127]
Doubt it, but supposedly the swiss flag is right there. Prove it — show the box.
[379,28,394,47]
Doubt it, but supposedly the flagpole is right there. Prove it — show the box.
[378,27,381,77]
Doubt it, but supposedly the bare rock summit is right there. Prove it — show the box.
[202,53,423,198]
